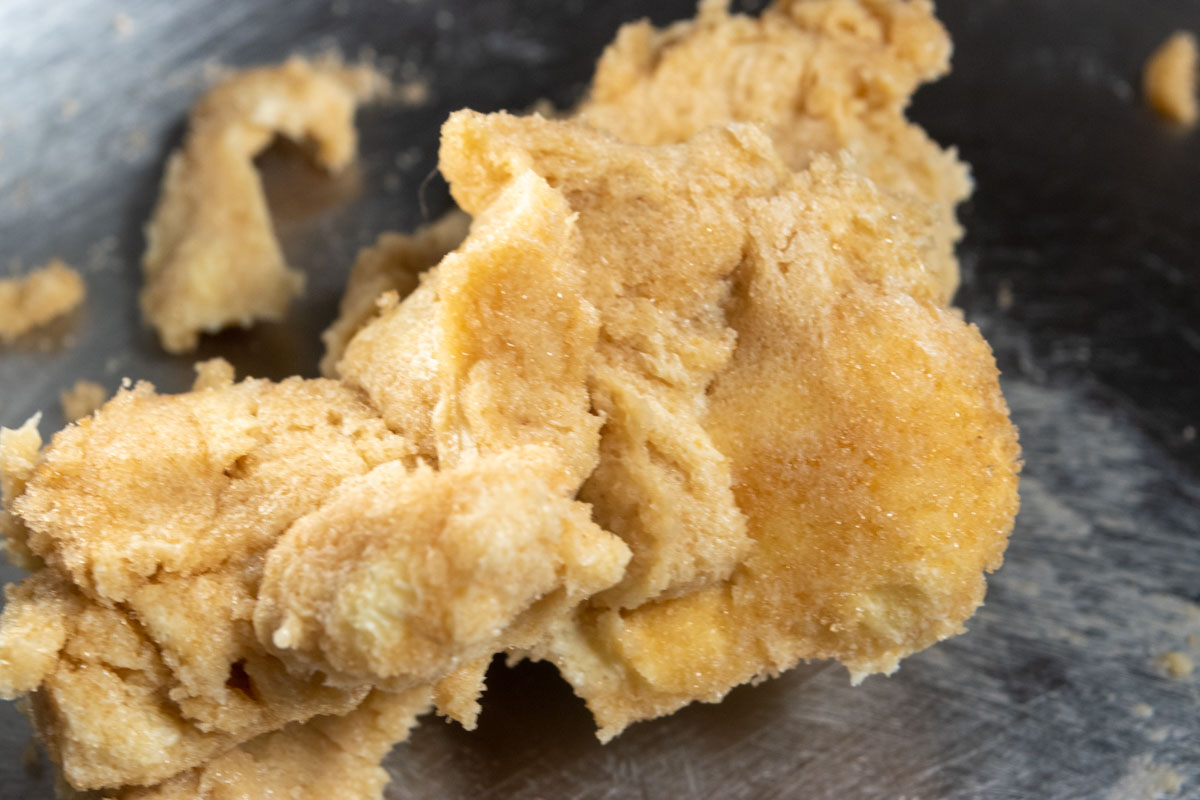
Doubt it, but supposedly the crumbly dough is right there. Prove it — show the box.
[326,0,973,609]
[320,0,967,370]
[1,378,408,790]
[59,380,107,422]
[257,168,631,688]
[0,377,502,793]
[191,357,237,391]
[0,414,42,571]
[1143,31,1198,126]
[577,0,971,304]
[0,260,85,343]
[0,0,1019,794]
[320,211,470,378]
[140,57,387,353]
[0,163,633,794]
[436,110,1018,739]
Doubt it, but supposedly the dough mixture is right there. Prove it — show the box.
[0,1,1019,796]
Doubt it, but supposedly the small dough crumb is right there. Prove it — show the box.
[1106,755,1184,800]
[191,358,236,391]
[113,11,135,38]
[60,381,107,422]
[1143,31,1198,126]
[1131,702,1154,719]
[395,79,431,107]
[0,260,85,344]
[1156,651,1194,679]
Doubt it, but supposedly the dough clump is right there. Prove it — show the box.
[140,57,387,353]
[0,260,85,344]
[0,0,1019,796]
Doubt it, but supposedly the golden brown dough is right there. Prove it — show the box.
[0,260,85,344]
[429,106,1014,737]
[0,0,1019,792]
[290,104,1016,740]
[141,58,386,353]
[484,125,1016,739]
[578,0,970,303]
[1143,31,1198,126]
[59,380,107,422]
[4,93,1013,798]
[439,112,779,610]
[256,451,629,690]
[324,0,967,375]
[320,211,470,378]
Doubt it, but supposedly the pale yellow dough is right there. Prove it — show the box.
[140,57,386,353]
[438,110,1018,740]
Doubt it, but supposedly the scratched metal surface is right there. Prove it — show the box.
[1,1,1199,798]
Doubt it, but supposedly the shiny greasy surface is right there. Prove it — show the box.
[1,1,1198,798]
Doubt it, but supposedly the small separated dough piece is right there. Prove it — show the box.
[320,210,470,378]
[103,689,432,800]
[141,57,386,353]
[1144,31,1199,126]
[60,380,107,422]
[0,260,85,343]
[578,0,970,304]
